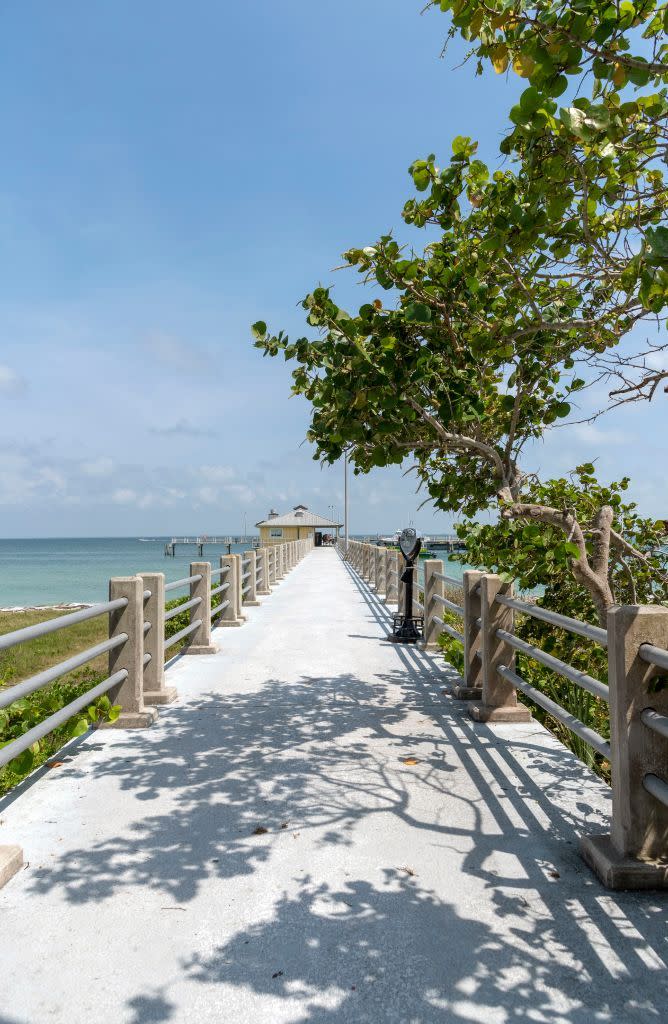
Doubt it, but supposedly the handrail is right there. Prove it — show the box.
[640,643,668,672]
[165,574,203,594]
[164,619,202,651]
[643,773,668,810]
[641,708,668,742]
[497,664,611,759]
[210,599,230,620]
[431,614,464,645]
[496,627,609,703]
[242,571,251,582]
[0,633,128,710]
[164,596,201,622]
[433,572,464,589]
[211,582,230,598]
[0,670,128,769]
[433,594,464,617]
[210,565,230,579]
[0,598,129,652]
[495,593,608,648]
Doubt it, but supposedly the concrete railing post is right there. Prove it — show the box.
[268,546,276,586]
[369,546,377,589]
[375,548,386,597]
[140,572,176,705]
[363,544,371,581]
[469,574,530,723]
[107,576,157,727]
[242,550,259,606]
[453,570,484,700]
[257,548,271,596]
[386,550,399,606]
[411,564,421,617]
[581,605,668,889]
[218,555,243,626]
[186,561,216,654]
[422,559,444,650]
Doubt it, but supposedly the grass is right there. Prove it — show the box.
[0,595,204,796]
[0,608,108,689]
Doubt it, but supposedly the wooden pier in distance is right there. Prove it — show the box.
[164,535,258,557]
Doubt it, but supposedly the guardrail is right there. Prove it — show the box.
[0,537,314,887]
[339,539,668,891]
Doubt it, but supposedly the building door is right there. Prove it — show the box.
[315,532,323,547]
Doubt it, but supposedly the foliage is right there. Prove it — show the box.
[448,472,667,775]
[458,465,668,605]
[425,0,668,396]
[252,149,665,619]
[0,672,120,796]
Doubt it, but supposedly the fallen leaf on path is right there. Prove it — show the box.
[47,761,65,769]
[402,757,419,766]
[272,970,284,979]
[401,866,416,876]
[253,826,269,835]
[280,822,289,830]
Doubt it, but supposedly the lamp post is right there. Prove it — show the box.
[344,455,349,555]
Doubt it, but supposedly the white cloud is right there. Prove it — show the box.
[150,418,218,437]
[143,331,206,375]
[112,488,137,504]
[0,364,26,396]
[199,465,236,483]
[81,457,115,477]
[570,423,632,445]
[197,486,219,504]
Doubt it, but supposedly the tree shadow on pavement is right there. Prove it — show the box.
[19,555,668,1023]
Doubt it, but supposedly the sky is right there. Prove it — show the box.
[0,0,665,537]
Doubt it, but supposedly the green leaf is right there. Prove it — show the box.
[404,302,432,323]
[10,748,34,775]
[251,321,267,341]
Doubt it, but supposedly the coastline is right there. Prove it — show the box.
[0,603,92,614]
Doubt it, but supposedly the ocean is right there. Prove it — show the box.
[0,537,256,608]
[0,536,472,609]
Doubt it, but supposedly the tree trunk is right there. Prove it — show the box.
[503,501,614,626]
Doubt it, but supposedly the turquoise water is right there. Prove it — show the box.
[0,538,254,607]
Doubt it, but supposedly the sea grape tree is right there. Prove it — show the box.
[426,0,668,404]
[253,143,664,621]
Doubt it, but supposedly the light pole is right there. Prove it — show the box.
[344,454,349,555]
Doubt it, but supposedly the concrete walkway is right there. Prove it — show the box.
[0,549,666,1024]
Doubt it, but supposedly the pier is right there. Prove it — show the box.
[164,535,258,557]
[0,544,666,1022]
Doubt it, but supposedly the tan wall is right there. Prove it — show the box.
[259,525,316,545]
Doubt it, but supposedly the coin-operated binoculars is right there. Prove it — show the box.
[388,527,424,644]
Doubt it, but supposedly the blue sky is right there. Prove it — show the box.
[0,1,665,537]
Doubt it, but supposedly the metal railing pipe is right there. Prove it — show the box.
[496,628,610,703]
[497,665,611,759]
[495,593,608,648]
[0,634,127,710]
[0,598,128,652]
[0,670,129,770]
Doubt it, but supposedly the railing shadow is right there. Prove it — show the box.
[15,548,668,1022]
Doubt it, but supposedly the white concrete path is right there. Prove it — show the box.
[0,548,666,1024]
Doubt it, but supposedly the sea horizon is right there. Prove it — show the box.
[0,535,468,608]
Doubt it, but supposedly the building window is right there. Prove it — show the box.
[269,528,283,538]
